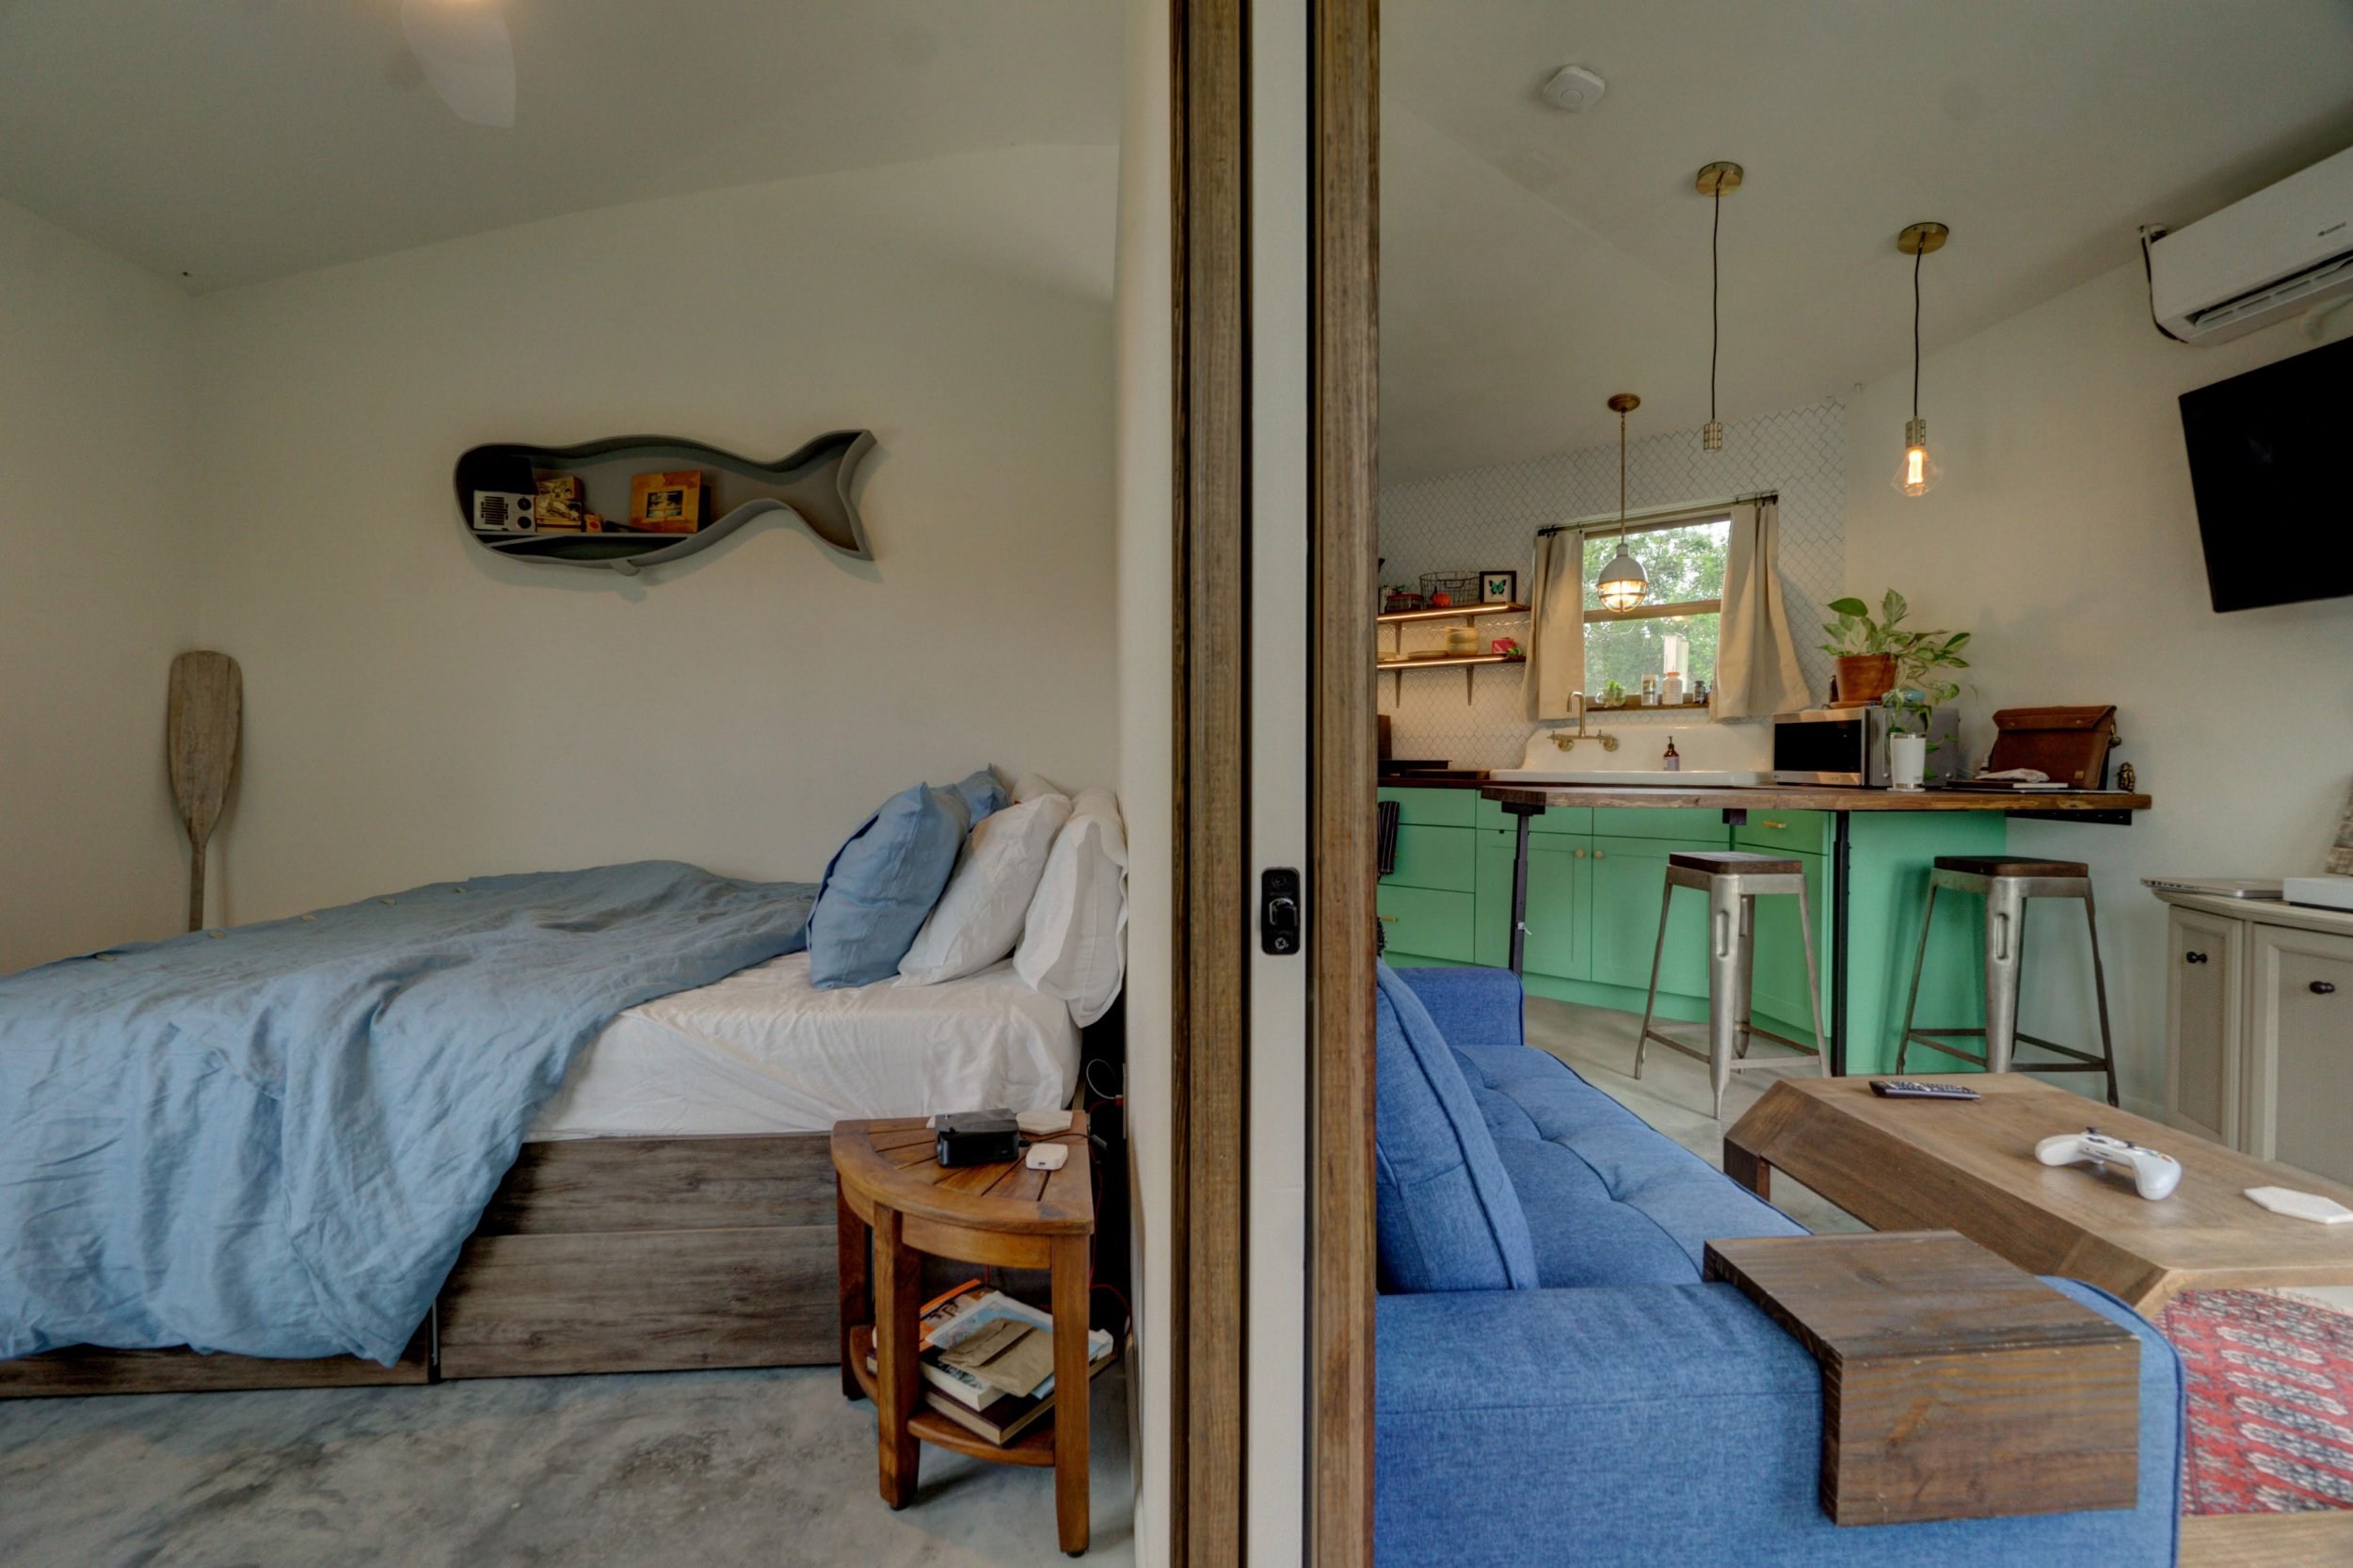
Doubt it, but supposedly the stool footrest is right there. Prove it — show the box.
[1641,1023,1822,1071]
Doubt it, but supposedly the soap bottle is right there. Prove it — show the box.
[1662,735,1682,772]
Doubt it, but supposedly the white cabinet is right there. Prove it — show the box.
[2159,891,2353,1184]
[2242,924,2353,1187]
[2163,905,2243,1145]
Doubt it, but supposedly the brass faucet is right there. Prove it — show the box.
[1550,694,1619,752]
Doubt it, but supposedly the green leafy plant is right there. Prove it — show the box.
[1601,679,1626,707]
[1819,590,1971,740]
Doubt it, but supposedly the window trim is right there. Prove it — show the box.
[1582,597,1721,625]
[1575,504,1732,623]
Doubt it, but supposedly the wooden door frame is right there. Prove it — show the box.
[1172,1,1374,1563]
[1171,1,1251,1565]
[1307,2,1377,1567]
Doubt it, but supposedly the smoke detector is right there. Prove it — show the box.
[1541,65,1606,113]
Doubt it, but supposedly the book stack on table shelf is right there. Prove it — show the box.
[863,1280,1115,1447]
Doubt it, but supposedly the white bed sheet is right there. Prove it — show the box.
[526,951,1080,1142]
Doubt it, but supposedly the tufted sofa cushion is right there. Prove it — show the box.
[1446,1030,1804,1286]
[1374,964,1542,1293]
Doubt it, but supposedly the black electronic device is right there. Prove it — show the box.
[2180,334,2353,613]
[1260,867,1302,955]
[1868,1079,1982,1101]
[935,1109,1021,1167]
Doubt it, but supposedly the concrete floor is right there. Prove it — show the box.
[0,1359,1133,1568]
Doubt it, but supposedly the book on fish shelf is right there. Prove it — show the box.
[866,1286,1118,1445]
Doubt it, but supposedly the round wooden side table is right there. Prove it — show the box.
[832,1112,1096,1556]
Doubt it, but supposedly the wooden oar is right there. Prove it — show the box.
[167,651,242,932]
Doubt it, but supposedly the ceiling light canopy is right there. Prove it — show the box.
[1595,393,1649,613]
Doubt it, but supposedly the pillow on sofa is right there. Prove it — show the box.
[1015,787,1127,1025]
[1374,962,1540,1293]
[898,791,1073,985]
[808,783,970,989]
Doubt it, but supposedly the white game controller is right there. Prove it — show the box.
[2035,1127,2183,1201]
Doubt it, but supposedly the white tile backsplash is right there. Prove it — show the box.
[1380,399,1847,769]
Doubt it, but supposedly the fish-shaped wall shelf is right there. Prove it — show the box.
[453,429,874,576]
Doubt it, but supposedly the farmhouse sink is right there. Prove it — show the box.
[1487,768,1771,787]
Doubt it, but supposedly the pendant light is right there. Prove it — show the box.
[1696,162,1742,452]
[1894,221,1948,496]
[1595,393,1649,612]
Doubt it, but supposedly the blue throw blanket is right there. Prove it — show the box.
[0,861,814,1365]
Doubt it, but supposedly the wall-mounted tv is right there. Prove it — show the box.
[2179,333,2353,613]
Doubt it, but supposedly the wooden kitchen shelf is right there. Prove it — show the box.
[1377,600,1528,624]
[1378,651,1526,705]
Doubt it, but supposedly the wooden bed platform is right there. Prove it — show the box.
[0,1131,841,1399]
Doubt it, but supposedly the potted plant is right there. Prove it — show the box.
[1818,590,1967,713]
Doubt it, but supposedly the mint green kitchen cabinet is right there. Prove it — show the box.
[1380,784,2054,1071]
[1586,835,1724,999]
[1474,830,1587,977]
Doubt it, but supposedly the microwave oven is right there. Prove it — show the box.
[1771,707,1961,787]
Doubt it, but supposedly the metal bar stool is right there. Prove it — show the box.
[1896,856,2119,1107]
[1634,851,1830,1120]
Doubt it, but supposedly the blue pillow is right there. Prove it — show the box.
[952,768,1008,825]
[808,784,971,988]
[1374,961,1541,1293]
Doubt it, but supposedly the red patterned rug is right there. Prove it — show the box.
[2162,1289,2353,1515]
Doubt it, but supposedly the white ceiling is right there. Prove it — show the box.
[0,0,1120,291]
[1380,0,2353,482]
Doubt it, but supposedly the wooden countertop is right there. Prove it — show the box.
[1480,783,2152,813]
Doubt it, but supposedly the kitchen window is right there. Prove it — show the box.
[1580,510,1729,692]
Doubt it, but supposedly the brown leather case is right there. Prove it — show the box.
[1986,706,2121,789]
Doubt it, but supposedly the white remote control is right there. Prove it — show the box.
[2035,1127,2182,1201]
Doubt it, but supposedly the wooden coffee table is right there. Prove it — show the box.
[832,1113,1096,1556]
[1723,1075,2353,1317]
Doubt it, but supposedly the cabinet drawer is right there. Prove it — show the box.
[1473,796,1593,837]
[1377,786,1475,828]
[1383,824,1475,892]
[1735,809,1831,857]
[1378,885,1475,964]
[2164,907,2243,1148]
[1593,807,1732,844]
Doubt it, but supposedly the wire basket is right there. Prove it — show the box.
[1417,571,1481,607]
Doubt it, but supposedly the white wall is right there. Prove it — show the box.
[1112,2,1174,1561]
[0,198,198,972]
[1845,263,2353,1112]
[190,146,1119,920]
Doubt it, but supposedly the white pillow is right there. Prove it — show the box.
[1012,771,1066,804]
[1015,787,1128,1025]
[897,792,1073,985]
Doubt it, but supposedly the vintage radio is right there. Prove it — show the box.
[470,489,536,534]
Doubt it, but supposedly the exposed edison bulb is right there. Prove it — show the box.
[1894,416,1941,497]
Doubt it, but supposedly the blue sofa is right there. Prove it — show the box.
[1373,962,2184,1568]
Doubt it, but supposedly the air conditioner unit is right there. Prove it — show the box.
[2149,144,2353,344]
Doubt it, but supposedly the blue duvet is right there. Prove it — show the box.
[0,861,814,1365]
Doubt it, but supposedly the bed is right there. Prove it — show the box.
[0,867,1119,1400]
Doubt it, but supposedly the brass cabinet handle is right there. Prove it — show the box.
[2314,981,2339,996]
[1574,848,1587,858]
[1762,820,1789,830]
[1377,914,1397,922]
[1593,849,1606,859]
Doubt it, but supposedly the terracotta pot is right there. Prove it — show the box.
[1833,652,1897,708]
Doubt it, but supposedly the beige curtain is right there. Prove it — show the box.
[1713,498,1813,720]
[1522,529,1585,721]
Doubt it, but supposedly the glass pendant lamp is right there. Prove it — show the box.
[1595,393,1648,612]
[1894,222,1947,497]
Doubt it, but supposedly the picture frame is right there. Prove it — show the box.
[630,470,707,535]
[1479,568,1518,605]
